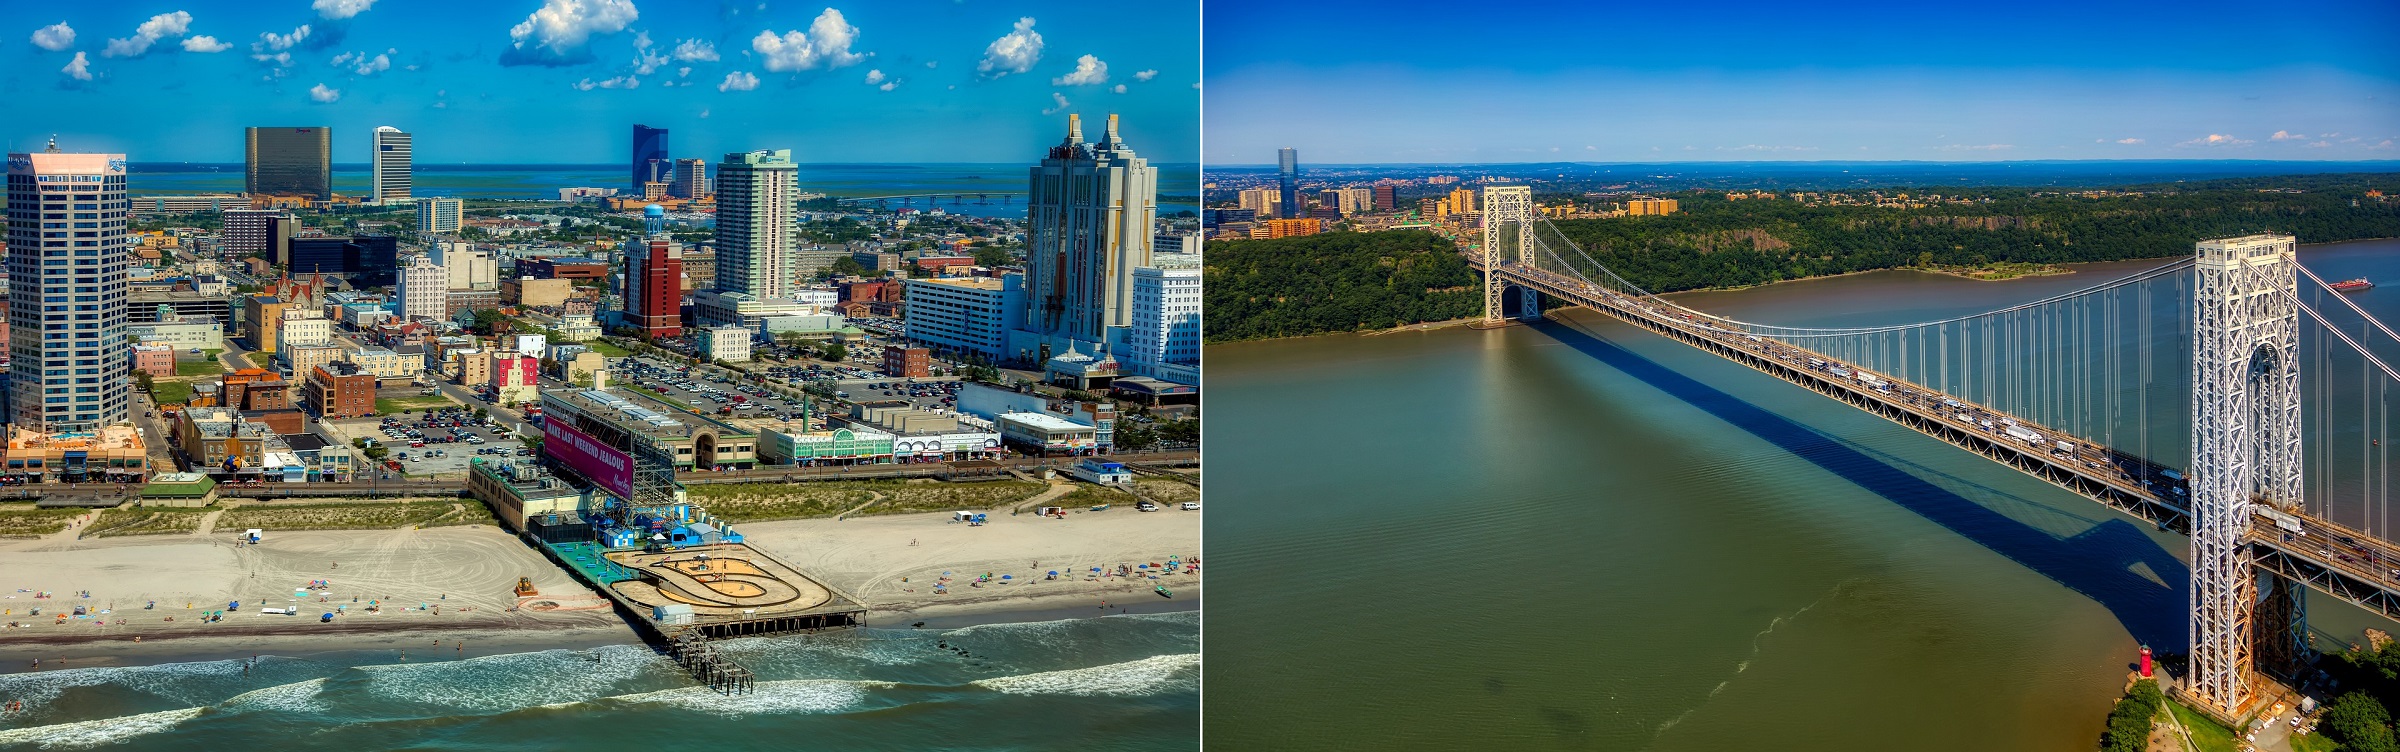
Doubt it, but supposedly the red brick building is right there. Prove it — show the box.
[306,362,377,419]
[883,345,930,378]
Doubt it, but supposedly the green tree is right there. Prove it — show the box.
[974,244,1016,267]
[134,371,155,394]
[830,256,868,276]
[2324,692,2400,752]
[819,342,848,362]
[2099,679,2161,752]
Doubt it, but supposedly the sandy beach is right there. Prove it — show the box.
[0,506,1198,669]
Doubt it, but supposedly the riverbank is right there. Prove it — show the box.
[0,508,1199,672]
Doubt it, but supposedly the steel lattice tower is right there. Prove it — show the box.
[2189,234,2304,716]
[1481,186,1536,324]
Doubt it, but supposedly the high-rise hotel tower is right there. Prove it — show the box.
[1014,114,1157,362]
[713,149,798,300]
[5,140,130,431]
[371,126,412,205]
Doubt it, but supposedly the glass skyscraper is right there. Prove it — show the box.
[4,140,131,432]
[245,126,332,199]
[631,124,669,190]
[1278,147,1299,219]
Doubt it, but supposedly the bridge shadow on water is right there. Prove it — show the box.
[1530,318,2190,652]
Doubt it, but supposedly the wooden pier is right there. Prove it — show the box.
[666,629,756,695]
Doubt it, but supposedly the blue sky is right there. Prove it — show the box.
[1204,0,2400,164]
[2,0,1198,164]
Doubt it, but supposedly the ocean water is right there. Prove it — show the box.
[0,612,1197,751]
[124,163,1202,218]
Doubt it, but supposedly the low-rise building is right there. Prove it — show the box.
[174,407,283,478]
[504,276,573,308]
[756,424,895,466]
[306,362,378,419]
[283,343,347,384]
[0,425,149,484]
[133,344,176,378]
[996,412,1099,455]
[131,311,225,351]
[467,457,586,533]
[882,345,930,378]
[345,346,417,381]
[492,353,540,404]
[700,326,752,363]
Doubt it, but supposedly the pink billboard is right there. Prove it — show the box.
[543,420,633,499]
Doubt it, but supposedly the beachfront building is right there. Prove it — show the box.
[0,425,150,484]
[173,407,293,479]
[139,472,219,507]
[756,424,896,466]
[6,142,134,432]
[838,404,1002,461]
[467,456,586,534]
[996,412,1099,456]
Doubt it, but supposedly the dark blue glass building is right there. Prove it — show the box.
[631,124,669,190]
[1278,147,1299,219]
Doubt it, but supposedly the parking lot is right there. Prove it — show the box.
[619,358,815,422]
[339,406,530,479]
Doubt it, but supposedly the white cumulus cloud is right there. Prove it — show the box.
[718,70,758,91]
[60,51,91,80]
[309,82,340,102]
[863,69,884,84]
[104,11,193,58]
[1132,69,1157,82]
[1040,91,1069,115]
[671,38,716,61]
[2270,130,2304,141]
[30,22,74,52]
[2178,133,2253,147]
[1051,53,1106,86]
[503,0,638,67]
[313,0,377,19]
[2115,138,2144,145]
[977,17,1040,77]
[255,25,310,52]
[880,81,896,91]
[1111,84,1125,94]
[572,75,638,90]
[181,35,229,52]
[752,8,868,72]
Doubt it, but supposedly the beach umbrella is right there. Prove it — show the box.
[1137,564,1148,570]
[1047,571,1058,576]
[1001,575,1012,580]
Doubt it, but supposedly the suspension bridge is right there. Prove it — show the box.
[1467,184,2400,722]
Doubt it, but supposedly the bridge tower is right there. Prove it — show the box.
[1481,185,1537,324]
[2189,234,2305,716]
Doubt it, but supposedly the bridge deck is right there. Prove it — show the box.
[1480,258,2400,622]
